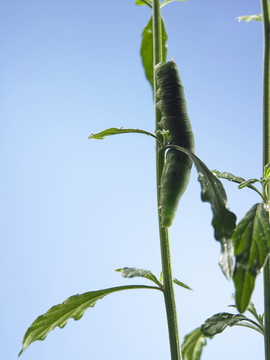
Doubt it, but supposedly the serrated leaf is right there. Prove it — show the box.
[161,0,186,8]
[238,178,260,189]
[19,285,161,356]
[200,312,248,337]
[168,146,237,279]
[233,203,270,313]
[140,16,167,92]
[173,278,192,290]
[237,14,262,22]
[136,0,152,6]
[88,127,160,142]
[182,328,207,360]
[116,267,162,287]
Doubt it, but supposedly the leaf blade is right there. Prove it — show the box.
[161,0,187,8]
[233,203,270,312]
[167,146,237,279]
[212,170,246,185]
[140,16,167,92]
[116,267,162,288]
[173,277,192,291]
[238,178,260,189]
[135,0,152,7]
[200,312,249,337]
[19,285,161,356]
[237,14,262,22]
[182,328,207,360]
[88,127,160,142]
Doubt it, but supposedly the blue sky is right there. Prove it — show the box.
[1,0,265,359]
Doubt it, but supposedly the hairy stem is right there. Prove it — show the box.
[152,1,182,359]
[261,0,270,359]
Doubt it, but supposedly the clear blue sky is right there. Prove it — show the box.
[1,0,264,359]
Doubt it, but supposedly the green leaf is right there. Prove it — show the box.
[233,203,270,313]
[19,285,161,356]
[136,0,152,6]
[140,16,167,92]
[264,162,270,179]
[237,14,262,22]
[219,239,234,282]
[167,146,237,279]
[238,178,260,189]
[230,300,265,329]
[200,312,249,337]
[182,328,207,360]
[116,267,162,287]
[173,277,193,291]
[212,170,246,185]
[161,0,187,8]
[246,302,264,327]
[212,170,263,199]
[88,127,160,142]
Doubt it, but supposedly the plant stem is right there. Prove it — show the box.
[152,1,182,359]
[160,227,182,360]
[261,0,270,359]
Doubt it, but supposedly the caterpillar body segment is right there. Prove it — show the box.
[155,61,195,227]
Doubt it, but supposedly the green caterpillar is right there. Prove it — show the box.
[155,61,195,227]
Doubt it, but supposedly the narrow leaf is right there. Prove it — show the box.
[173,277,193,291]
[116,267,162,287]
[237,14,262,22]
[161,0,187,8]
[219,239,234,281]
[213,170,263,199]
[200,312,249,337]
[264,162,270,179]
[233,203,270,312]
[229,300,264,327]
[246,302,264,327]
[167,146,237,279]
[136,0,152,7]
[88,127,160,142]
[19,285,161,356]
[238,178,260,189]
[212,170,246,185]
[182,328,207,360]
[140,16,167,92]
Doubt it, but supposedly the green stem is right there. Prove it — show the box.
[152,1,182,359]
[160,227,182,360]
[261,0,270,359]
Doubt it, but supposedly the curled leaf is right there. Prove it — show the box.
[201,312,249,337]
[238,178,260,189]
[116,267,162,287]
[212,170,245,184]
